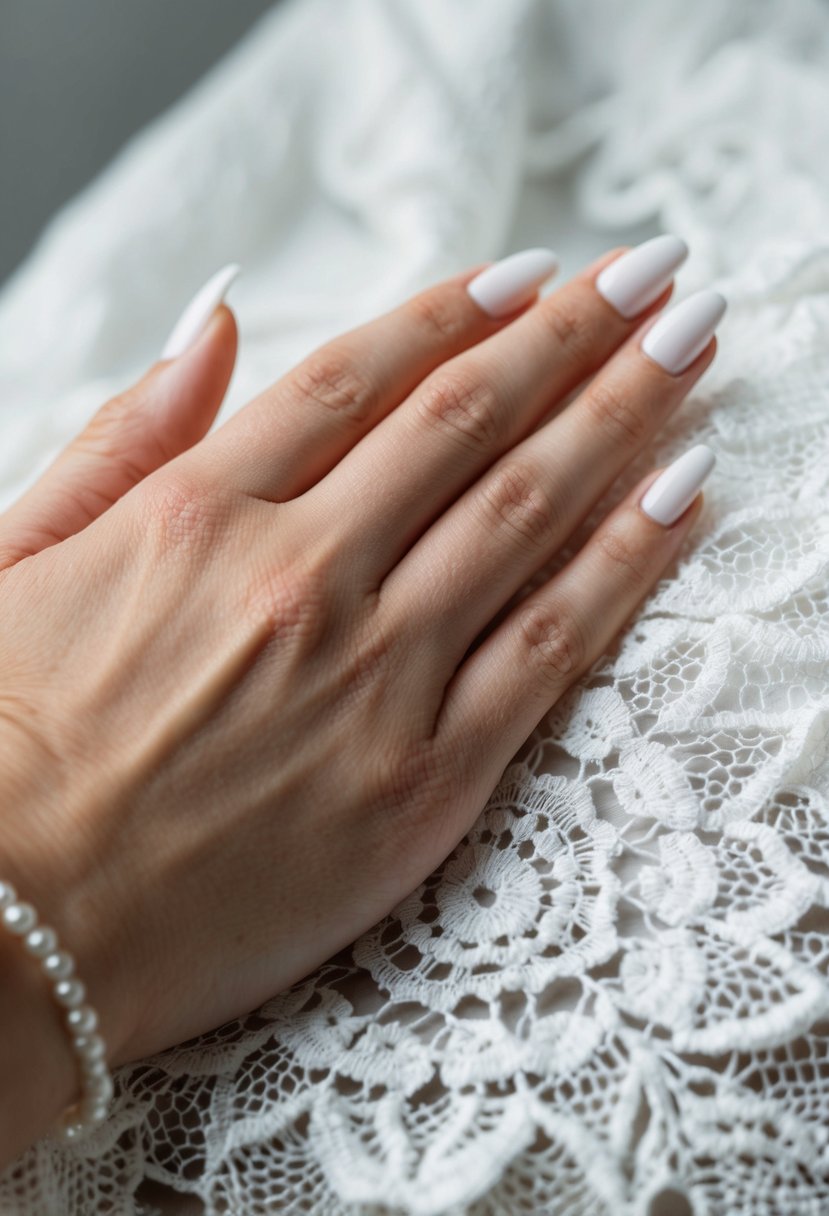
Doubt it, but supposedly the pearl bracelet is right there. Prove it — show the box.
[0,878,114,1142]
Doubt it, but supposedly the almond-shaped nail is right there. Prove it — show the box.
[640,444,716,526]
[641,289,726,375]
[596,234,688,319]
[467,248,559,318]
[161,263,240,360]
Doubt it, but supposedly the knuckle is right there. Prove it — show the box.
[244,552,331,651]
[537,292,597,366]
[518,600,588,687]
[417,369,502,452]
[479,458,558,552]
[583,380,647,448]
[595,522,650,593]
[137,470,227,557]
[408,287,468,343]
[291,346,379,426]
[340,614,399,693]
[374,742,427,809]
[375,738,461,831]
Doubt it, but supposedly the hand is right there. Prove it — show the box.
[0,239,722,1146]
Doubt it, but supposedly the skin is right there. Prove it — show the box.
[0,249,715,1166]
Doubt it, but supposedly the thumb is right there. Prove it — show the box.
[0,265,239,569]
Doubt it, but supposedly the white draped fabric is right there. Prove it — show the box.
[2,0,829,1211]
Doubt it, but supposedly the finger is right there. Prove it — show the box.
[382,289,724,668]
[200,250,559,500]
[0,299,237,570]
[435,447,714,792]
[315,235,688,581]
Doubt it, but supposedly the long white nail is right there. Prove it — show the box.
[161,264,240,360]
[596,234,688,319]
[641,444,716,526]
[467,248,559,318]
[641,289,726,375]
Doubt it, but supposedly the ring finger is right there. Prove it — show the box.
[434,450,714,797]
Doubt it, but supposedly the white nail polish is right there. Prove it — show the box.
[467,248,559,318]
[640,444,716,526]
[596,234,688,319]
[641,289,726,375]
[161,264,240,360]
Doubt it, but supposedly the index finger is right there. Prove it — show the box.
[198,250,560,501]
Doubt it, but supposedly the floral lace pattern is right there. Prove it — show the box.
[2,0,829,1211]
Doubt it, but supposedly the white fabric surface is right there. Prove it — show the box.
[2,0,829,1211]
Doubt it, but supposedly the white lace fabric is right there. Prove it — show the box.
[2,0,829,1212]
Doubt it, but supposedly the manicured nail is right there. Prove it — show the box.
[161,264,240,360]
[640,444,716,526]
[467,248,559,318]
[596,234,688,319]
[641,289,726,375]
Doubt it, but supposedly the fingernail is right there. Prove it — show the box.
[161,264,240,360]
[641,289,726,375]
[467,248,559,318]
[640,444,716,526]
[596,234,688,319]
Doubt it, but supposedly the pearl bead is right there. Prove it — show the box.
[80,1056,108,1080]
[0,880,17,910]
[73,1032,106,1062]
[56,1120,83,1142]
[23,924,58,958]
[42,949,74,980]
[54,977,86,1008]
[66,1004,98,1035]
[84,1100,109,1125]
[2,901,37,935]
[90,1071,114,1097]
[85,1084,113,1113]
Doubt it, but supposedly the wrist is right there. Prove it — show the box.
[0,904,78,1166]
[0,727,129,1162]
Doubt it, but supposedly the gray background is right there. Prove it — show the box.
[0,0,277,286]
